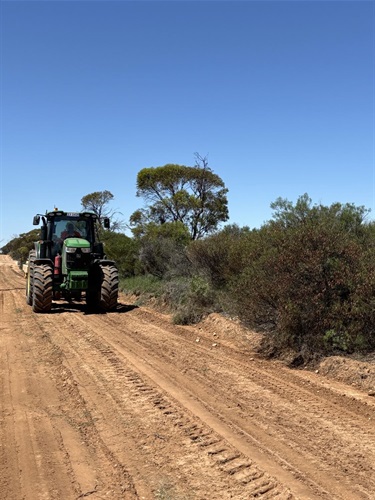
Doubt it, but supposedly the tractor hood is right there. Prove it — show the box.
[63,237,90,249]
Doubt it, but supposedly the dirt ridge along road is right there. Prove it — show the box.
[1,254,375,499]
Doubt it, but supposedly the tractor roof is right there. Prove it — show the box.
[45,210,98,219]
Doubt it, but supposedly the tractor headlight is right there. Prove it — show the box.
[81,247,91,253]
[66,247,77,253]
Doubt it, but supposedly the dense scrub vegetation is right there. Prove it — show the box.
[2,193,375,359]
[125,194,375,358]
[1,229,40,264]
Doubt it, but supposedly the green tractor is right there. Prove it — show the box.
[24,209,119,313]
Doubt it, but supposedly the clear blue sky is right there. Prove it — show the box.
[1,0,374,245]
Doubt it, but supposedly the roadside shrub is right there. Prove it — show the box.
[340,248,375,352]
[161,275,216,325]
[136,222,191,279]
[101,231,139,277]
[228,196,375,355]
[188,224,250,288]
[139,237,191,279]
[120,274,163,298]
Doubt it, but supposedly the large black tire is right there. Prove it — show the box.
[32,264,53,313]
[26,250,36,306]
[87,264,118,312]
[100,264,119,311]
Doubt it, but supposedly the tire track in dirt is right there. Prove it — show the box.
[116,310,375,431]
[0,296,78,499]
[1,257,375,499]
[44,312,294,499]
[86,308,375,499]
[52,312,356,499]
[1,278,137,499]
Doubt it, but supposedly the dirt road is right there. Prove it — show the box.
[1,254,375,499]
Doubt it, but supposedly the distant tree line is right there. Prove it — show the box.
[1,229,40,264]
[2,157,375,359]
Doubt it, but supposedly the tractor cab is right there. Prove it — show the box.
[51,217,92,257]
[32,210,110,260]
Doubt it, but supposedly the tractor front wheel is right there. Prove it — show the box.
[32,264,53,313]
[87,264,118,312]
[100,264,119,311]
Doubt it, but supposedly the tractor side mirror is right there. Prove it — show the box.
[103,218,110,229]
[33,215,41,226]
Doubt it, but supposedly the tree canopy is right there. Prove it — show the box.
[130,156,229,240]
[270,193,370,233]
[81,190,123,231]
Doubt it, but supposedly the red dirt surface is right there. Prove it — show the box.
[1,254,374,499]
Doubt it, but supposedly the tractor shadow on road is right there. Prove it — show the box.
[49,301,138,315]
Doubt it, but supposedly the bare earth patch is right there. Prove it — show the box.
[1,254,375,499]
[318,355,375,395]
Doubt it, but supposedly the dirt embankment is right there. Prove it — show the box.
[1,254,374,499]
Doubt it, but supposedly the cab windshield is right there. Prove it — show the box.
[52,217,93,243]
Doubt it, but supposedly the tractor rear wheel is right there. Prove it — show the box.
[32,264,53,313]
[26,250,36,305]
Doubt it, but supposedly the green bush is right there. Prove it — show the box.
[120,274,163,297]
[136,222,191,279]
[228,196,375,355]
[120,274,216,324]
[161,275,216,325]
[100,230,138,277]
[188,224,250,288]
